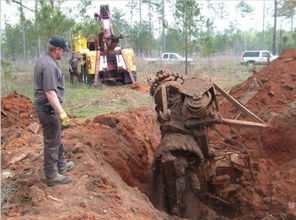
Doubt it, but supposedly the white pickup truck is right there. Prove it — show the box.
[146,53,194,65]
[240,50,278,68]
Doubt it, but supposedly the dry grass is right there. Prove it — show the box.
[2,55,252,118]
[136,55,252,87]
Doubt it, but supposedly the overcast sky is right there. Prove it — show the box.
[0,0,292,34]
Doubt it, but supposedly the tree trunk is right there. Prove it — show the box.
[272,0,277,55]
[261,0,265,49]
[279,20,283,53]
[161,0,165,54]
[50,0,54,8]
[185,5,188,75]
[149,0,152,56]
[139,0,143,57]
[149,0,152,35]
[291,14,294,31]
[158,17,161,57]
[35,0,41,57]
[20,0,27,62]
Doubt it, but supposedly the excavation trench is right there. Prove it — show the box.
[1,93,160,191]
[1,94,166,219]
[62,106,161,193]
[74,48,296,219]
[1,49,296,219]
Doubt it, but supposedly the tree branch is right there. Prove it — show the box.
[10,0,35,12]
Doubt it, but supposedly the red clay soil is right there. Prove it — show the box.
[1,93,166,219]
[124,82,150,93]
[1,92,38,129]
[217,48,296,163]
[210,48,296,219]
[1,48,296,220]
[64,107,160,192]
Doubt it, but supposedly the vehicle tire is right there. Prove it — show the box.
[132,71,137,82]
[121,72,137,84]
[121,72,128,84]
[86,75,94,85]
[246,61,255,69]
[81,66,87,83]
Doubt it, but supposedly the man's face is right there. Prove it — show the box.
[55,47,65,60]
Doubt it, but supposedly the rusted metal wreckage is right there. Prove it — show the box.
[148,70,268,219]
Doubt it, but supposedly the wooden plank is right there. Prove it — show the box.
[186,117,268,128]
[221,118,269,128]
[238,90,258,105]
[161,85,168,113]
[159,85,170,121]
[213,83,266,124]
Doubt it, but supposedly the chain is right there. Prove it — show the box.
[149,70,185,96]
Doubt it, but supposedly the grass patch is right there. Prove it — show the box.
[69,99,134,118]
[1,72,34,98]
[1,71,151,119]
[2,56,255,120]
[64,83,151,118]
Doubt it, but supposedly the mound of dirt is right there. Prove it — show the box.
[1,92,41,156]
[63,107,160,192]
[1,93,164,219]
[211,48,296,219]
[1,92,37,129]
[1,49,295,220]
[124,82,150,93]
[219,48,296,164]
[222,48,296,115]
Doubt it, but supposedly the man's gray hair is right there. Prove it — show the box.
[47,43,58,52]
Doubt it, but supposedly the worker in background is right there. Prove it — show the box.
[69,52,82,83]
[34,35,74,186]
[77,53,86,83]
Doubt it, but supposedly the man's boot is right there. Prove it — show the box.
[59,161,74,174]
[47,173,72,186]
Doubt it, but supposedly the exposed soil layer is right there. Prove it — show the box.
[65,106,160,192]
[210,48,296,219]
[1,94,166,219]
[1,48,296,220]
[217,48,296,164]
[1,92,38,129]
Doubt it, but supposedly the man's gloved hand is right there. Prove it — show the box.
[59,112,70,128]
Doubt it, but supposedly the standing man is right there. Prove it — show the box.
[34,35,74,186]
[69,52,81,83]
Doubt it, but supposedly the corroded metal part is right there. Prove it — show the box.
[149,71,252,218]
[179,75,213,98]
[154,133,204,164]
[150,70,184,96]
[184,91,212,113]
[150,72,218,217]
[203,150,246,182]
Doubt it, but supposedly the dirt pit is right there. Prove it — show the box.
[1,92,166,219]
[215,48,296,165]
[1,48,296,220]
[209,48,296,219]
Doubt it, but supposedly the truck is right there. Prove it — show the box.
[145,53,194,65]
[73,5,137,85]
[240,50,278,68]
